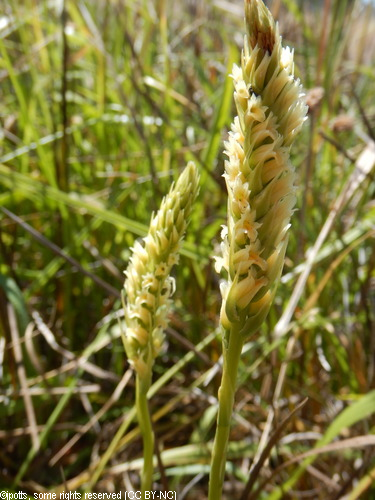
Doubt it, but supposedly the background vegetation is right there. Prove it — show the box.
[1,0,374,498]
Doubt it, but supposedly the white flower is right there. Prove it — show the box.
[135,291,155,309]
[126,325,149,346]
[230,64,243,83]
[155,262,168,277]
[142,273,159,292]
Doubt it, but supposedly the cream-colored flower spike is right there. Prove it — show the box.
[215,0,307,340]
[123,162,199,376]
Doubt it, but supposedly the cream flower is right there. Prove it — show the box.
[123,162,199,375]
[215,0,307,340]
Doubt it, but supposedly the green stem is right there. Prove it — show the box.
[136,369,154,498]
[208,327,243,500]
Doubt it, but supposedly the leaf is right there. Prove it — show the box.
[267,391,375,499]
[0,164,208,261]
[0,274,29,334]
[203,43,237,175]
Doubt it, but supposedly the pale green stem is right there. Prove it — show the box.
[136,368,154,498]
[208,326,243,500]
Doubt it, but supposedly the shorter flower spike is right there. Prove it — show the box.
[216,0,307,341]
[123,162,200,376]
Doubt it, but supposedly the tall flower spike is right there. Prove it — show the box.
[216,0,307,340]
[123,162,200,376]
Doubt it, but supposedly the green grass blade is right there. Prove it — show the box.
[267,391,375,499]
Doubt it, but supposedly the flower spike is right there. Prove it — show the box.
[217,0,308,341]
[123,161,200,376]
